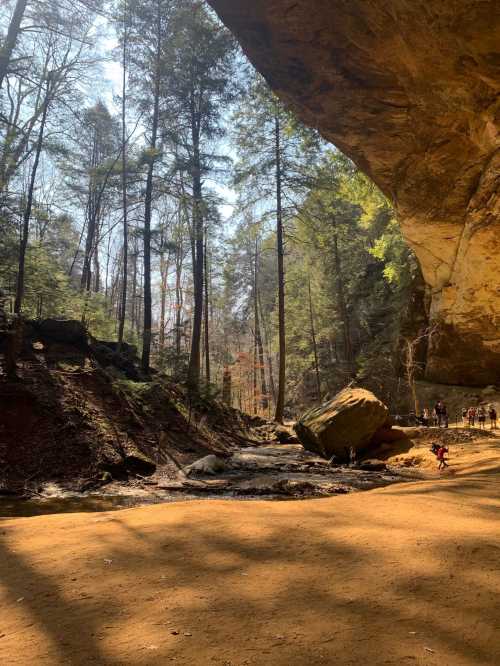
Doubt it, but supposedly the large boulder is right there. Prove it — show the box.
[36,319,88,346]
[89,341,140,380]
[294,388,389,461]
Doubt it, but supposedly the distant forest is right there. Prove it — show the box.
[0,0,420,416]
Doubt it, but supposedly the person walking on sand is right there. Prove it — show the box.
[437,445,449,470]
[477,405,486,429]
[488,406,497,429]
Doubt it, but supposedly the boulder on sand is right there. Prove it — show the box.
[294,388,389,461]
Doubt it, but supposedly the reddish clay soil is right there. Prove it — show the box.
[0,347,263,493]
[1,436,499,665]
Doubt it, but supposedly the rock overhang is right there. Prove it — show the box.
[208,0,500,385]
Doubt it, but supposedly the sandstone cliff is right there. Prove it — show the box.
[209,0,500,385]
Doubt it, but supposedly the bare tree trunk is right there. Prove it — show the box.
[14,78,50,313]
[254,237,268,410]
[131,244,138,332]
[93,246,100,293]
[159,248,170,356]
[405,338,420,416]
[331,216,355,378]
[104,229,112,307]
[203,228,210,385]
[141,6,162,373]
[259,291,276,406]
[81,134,99,291]
[175,236,183,359]
[118,8,128,348]
[0,0,28,90]
[222,366,231,405]
[308,277,321,399]
[274,113,286,423]
[252,328,258,415]
[187,108,203,389]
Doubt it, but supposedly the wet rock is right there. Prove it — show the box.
[358,459,387,472]
[294,388,389,461]
[79,472,113,493]
[184,454,227,477]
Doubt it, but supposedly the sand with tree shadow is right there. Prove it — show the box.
[0,435,499,665]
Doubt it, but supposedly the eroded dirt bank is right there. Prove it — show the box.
[1,437,499,665]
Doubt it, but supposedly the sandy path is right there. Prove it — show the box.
[1,443,499,665]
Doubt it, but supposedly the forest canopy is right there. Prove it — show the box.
[0,0,419,417]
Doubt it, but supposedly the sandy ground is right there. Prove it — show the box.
[1,437,499,666]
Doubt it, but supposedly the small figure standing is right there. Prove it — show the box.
[488,406,497,430]
[422,408,430,427]
[442,403,449,428]
[467,406,476,427]
[434,401,448,428]
[437,445,449,470]
[461,407,468,427]
[433,401,441,426]
[477,405,486,429]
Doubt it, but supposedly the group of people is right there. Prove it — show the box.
[414,400,449,428]
[461,405,497,429]
[412,400,498,429]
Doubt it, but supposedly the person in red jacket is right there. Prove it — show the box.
[437,446,449,470]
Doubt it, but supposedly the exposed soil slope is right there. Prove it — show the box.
[0,337,263,494]
[0,436,499,665]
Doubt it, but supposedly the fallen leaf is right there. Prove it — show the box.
[16,597,24,603]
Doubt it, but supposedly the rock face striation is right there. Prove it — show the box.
[209,0,500,385]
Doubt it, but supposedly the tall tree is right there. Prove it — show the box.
[232,78,298,421]
[0,0,28,90]
[117,0,129,348]
[128,0,175,372]
[273,111,286,422]
[253,235,268,410]
[14,71,51,312]
[161,0,235,388]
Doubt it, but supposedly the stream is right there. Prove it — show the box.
[0,444,409,518]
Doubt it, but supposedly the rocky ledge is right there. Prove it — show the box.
[209,0,500,385]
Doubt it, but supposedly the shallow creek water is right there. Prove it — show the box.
[0,444,409,518]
